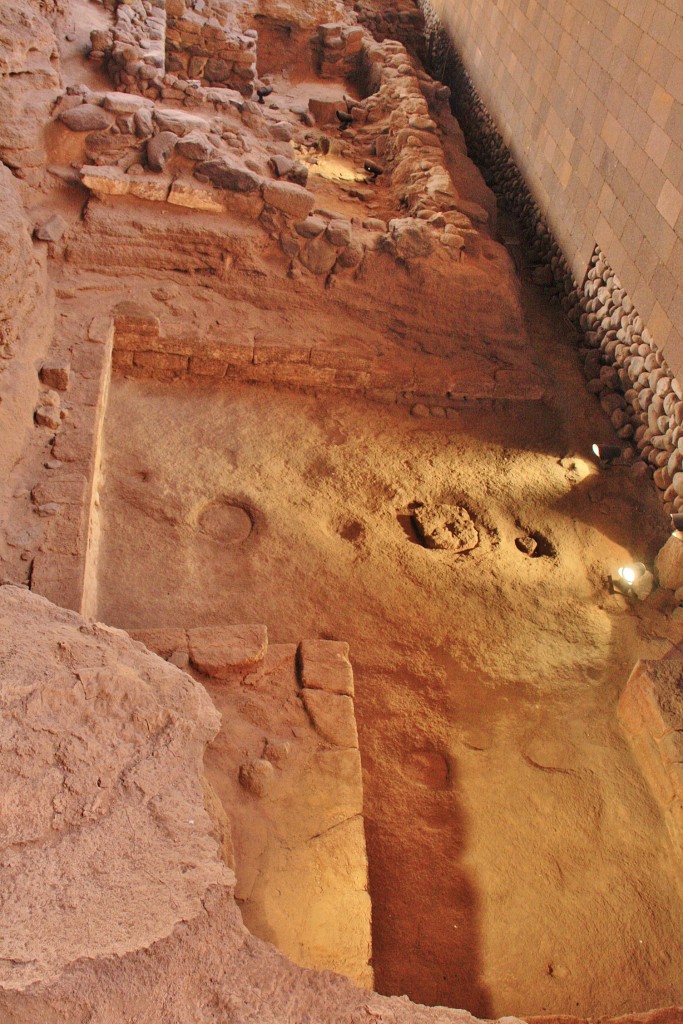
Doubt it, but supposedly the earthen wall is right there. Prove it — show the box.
[427,0,682,375]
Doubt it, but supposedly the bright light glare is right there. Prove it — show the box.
[592,443,600,457]
[618,566,637,584]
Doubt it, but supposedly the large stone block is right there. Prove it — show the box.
[299,639,354,696]
[262,181,315,219]
[188,624,268,678]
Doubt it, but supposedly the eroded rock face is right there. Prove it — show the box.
[0,584,231,993]
[0,165,41,357]
[0,0,61,172]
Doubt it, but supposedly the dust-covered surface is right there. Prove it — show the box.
[96,282,683,1018]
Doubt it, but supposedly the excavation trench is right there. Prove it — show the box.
[91,302,683,1019]
[25,0,682,1017]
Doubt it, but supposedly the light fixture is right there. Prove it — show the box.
[617,563,645,586]
[592,443,621,464]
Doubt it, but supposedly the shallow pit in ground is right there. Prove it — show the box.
[93,374,683,1020]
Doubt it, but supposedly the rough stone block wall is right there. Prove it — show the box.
[427,0,682,376]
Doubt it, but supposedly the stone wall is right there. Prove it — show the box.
[424,0,682,377]
[416,2,683,514]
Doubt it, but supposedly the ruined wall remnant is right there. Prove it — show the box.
[422,0,681,376]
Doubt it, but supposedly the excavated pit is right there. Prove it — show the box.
[2,0,682,1020]
[91,319,683,1018]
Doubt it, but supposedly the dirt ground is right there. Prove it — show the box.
[95,278,683,1019]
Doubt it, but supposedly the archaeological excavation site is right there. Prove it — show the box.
[0,0,682,1019]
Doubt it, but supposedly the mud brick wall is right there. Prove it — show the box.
[426,0,682,376]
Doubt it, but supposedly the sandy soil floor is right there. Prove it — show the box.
[95,279,683,1019]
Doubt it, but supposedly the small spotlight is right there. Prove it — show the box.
[592,443,621,464]
[616,562,646,587]
[671,513,683,535]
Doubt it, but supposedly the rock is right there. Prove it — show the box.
[387,218,433,260]
[34,214,67,242]
[176,130,215,162]
[336,242,363,268]
[134,107,154,138]
[238,758,275,797]
[39,359,70,390]
[34,406,61,429]
[262,181,315,219]
[0,585,231,1007]
[147,131,178,171]
[270,121,294,142]
[103,92,153,114]
[196,157,262,193]
[655,534,683,590]
[154,109,210,136]
[411,503,479,552]
[270,154,294,178]
[308,96,341,124]
[299,235,338,275]
[295,215,326,238]
[59,103,112,132]
[411,403,430,417]
[168,180,224,212]
[301,690,359,748]
[299,639,354,696]
[325,219,351,246]
[515,534,538,556]
[188,624,268,678]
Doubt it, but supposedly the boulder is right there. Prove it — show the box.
[59,104,112,132]
[262,180,315,219]
[299,235,338,275]
[147,131,178,171]
[196,157,262,193]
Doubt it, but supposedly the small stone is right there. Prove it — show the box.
[270,121,294,142]
[167,649,190,669]
[263,739,291,763]
[325,219,352,246]
[147,131,178,171]
[34,215,67,242]
[37,502,60,517]
[411,403,429,417]
[39,360,70,391]
[239,759,275,797]
[515,534,538,556]
[35,406,61,430]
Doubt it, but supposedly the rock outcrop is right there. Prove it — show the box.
[0,0,61,173]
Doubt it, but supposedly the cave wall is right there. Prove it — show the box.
[427,0,682,375]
